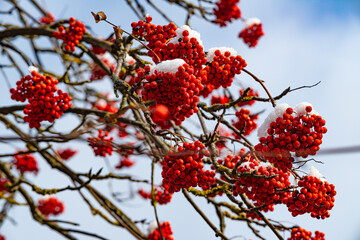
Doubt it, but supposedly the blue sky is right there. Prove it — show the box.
[1,0,360,239]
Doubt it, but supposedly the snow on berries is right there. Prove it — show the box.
[138,184,173,205]
[10,69,72,128]
[288,227,325,240]
[161,141,215,193]
[37,196,65,218]
[12,153,39,175]
[147,221,174,240]
[53,17,85,52]
[56,148,77,160]
[255,103,327,171]
[141,60,204,125]
[88,129,114,157]
[233,157,291,207]
[239,18,264,47]
[132,18,207,72]
[213,0,241,27]
[286,170,336,219]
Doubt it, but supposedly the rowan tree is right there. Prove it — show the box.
[0,1,338,240]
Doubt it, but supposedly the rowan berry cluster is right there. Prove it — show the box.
[255,104,327,171]
[10,70,72,128]
[239,19,265,47]
[147,221,174,240]
[161,141,215,193]
[245,204,275,220]
[37,196,65,218]
[115,156,134,169]
[88,129,114,157]
[286,176,336,219]
[131,17,177,63]
[213,0,241,27]
[40,13,55,24]
[220,155,240,169]
[233,158,291,207]
[232,108,258,136]
[56,148,77,160]
[12,153,39,175]
[211,95,229,105]
[141,61,203,125]
[138,184,173,205]
[203,48,247,92]
[288,227,325,240]
[53,17,86,52]
[238,88,259,107]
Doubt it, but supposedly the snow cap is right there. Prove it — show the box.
[150,59,186,74]
[308,166,326,182]
[206,47,237,62]
[295,102,319,116]
[147,220,159,235]
[168,25,203,46]
[244,18,261,28]
[257,103,290,138]
[28,66,39,73]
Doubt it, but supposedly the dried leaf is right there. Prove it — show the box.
[97,11,107,21]
[91,11,107,23]
[91,12,101,23]
[113,26,123,40]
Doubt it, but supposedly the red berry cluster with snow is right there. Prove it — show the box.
[286,167,336,219]
[213,0,241,27]
[10,68,71,128]
[88,129,114,157]
[37,196,65,218]
[132,17,249,125]
[239,18,265,47]
[12,152,39,175]
[53,17,85,52]
[161,141,215,193]
[255,103,327,171]
[141,60,203,125]
[233,157,291,207]
[147,221,174,240]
